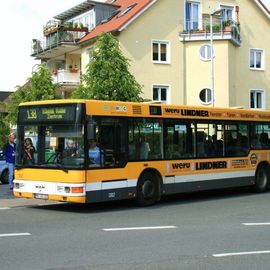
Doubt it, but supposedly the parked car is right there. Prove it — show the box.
[0,150,9,184]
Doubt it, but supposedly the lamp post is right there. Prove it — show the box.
[210,7,223,107]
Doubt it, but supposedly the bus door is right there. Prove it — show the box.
[88,117,128,168]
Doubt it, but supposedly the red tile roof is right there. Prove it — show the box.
[80,0,155,43]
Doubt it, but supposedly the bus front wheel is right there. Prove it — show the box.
[253,164,270,193]
[136,172,159,206]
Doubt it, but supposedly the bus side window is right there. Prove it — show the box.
[250,135,261,149]
[260,133,270,149]
[212,135,223,156]
[197,131,207,157]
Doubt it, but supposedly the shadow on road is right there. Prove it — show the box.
[29,187,260,214]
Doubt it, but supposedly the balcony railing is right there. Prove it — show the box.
[180,18,241,46]
[31,27,88,55]
[52,69,81,85]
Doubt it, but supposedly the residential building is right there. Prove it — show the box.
[31,0,270,109]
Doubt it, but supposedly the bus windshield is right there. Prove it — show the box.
[16,124,85,169]
[16,103,85,169]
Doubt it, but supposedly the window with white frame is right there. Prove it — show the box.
[185,1,200,31]
[199,88,212,104]
[250,90,265,109]
[152,41,170,63]
[220,5,234,21]
[153,86,169,103]
[250,49,264,70]
[199,44,212,61]
[86,47,93,66]
[73,9,95,30]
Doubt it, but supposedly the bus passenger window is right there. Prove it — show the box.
[197,131,207,157]
[260,133,270,149]
[128,140,136,160]
[128,119,162,161]
[251,123,270,150]
[164,121,195,159]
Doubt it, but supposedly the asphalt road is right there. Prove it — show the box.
[0,183,14,200]
[1,185,270,270]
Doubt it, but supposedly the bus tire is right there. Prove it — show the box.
[1,169,9,184]
[253,164,270,193]
[136,172,159,206]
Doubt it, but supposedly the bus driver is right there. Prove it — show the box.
[88,139,101,165]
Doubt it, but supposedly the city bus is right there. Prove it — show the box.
[14,99,270,206]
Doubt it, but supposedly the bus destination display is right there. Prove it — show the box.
[19,105,78,123]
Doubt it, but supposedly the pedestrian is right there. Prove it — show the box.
[3,133,16,190]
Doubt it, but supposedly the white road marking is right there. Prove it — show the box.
[0,207,10,210]
[103,226,177,231]
[242,223,270,226]
[213,250,270,257]
[0,233,31,238]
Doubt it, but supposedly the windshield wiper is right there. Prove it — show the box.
[55,162,68,173]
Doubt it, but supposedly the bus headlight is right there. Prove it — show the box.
[15,183,25,189]
[56,185,84,194]
[57,186,64,193]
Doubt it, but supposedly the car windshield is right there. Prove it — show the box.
[16,124,85,169]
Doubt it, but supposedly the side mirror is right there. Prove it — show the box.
[87,122,96,140]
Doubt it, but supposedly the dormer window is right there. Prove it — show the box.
[117,4,137,17]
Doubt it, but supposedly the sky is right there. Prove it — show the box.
[0,0,104,92]
[264,0,270,6]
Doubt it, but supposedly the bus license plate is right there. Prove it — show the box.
[34,194,48,200]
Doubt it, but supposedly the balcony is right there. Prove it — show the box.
[31,21,88,60]
[180,17,241,46]
[52,69,81,85]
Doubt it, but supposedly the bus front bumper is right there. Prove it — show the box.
[13,180,86,203]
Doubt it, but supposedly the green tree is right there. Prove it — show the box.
[28,64,59,101]
[6,64,59,125]
[0,113,10,149]
[72,32,143,101]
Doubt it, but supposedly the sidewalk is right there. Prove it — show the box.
[0,183,59,208]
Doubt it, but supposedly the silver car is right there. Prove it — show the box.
[0,150,9,184]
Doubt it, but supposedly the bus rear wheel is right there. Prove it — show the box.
[136,172,159,206]
[253,164,270,193]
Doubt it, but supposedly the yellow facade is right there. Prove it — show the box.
[116,0,270,109]
[85,0,270,108]
[42,0,270,109]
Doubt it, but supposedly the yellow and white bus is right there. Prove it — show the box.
[14,99,270,205]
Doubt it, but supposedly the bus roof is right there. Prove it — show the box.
[19,99,87,106]
[19,99,270,122]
